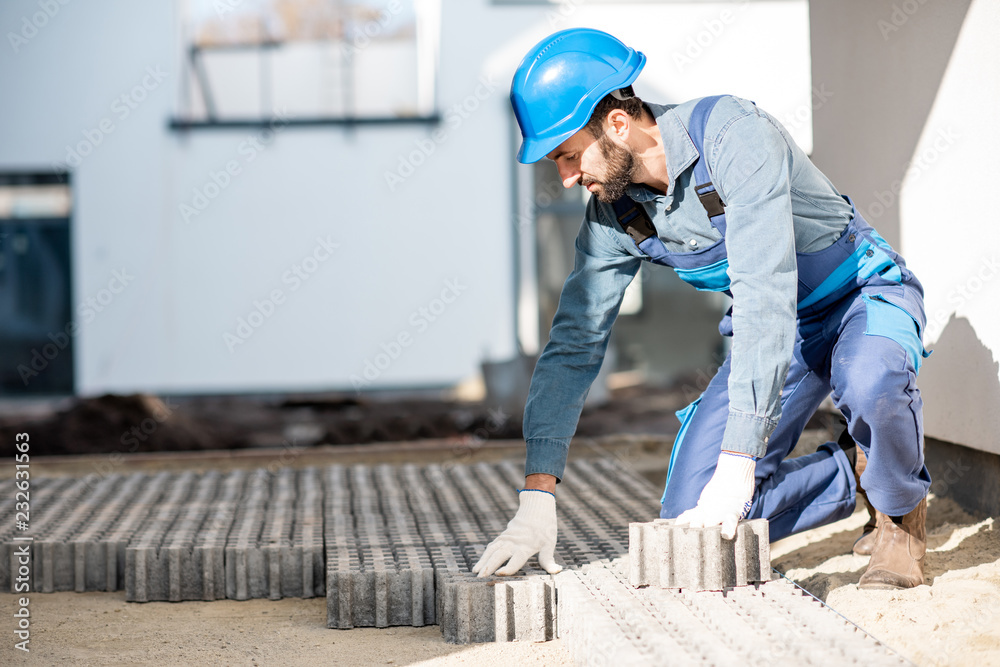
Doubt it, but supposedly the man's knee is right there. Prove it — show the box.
[835,351,914,422]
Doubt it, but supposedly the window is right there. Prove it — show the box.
[175,0,438,127]
[0,173,74,395]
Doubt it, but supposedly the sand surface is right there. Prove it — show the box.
[772,494,1000,666]
[0,593,573,666]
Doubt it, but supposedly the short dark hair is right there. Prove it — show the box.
[584,88,647,137]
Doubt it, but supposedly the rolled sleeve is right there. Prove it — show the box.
[524,438,571,479]
[523,203,641,480]
[722,411,778,458]
[709,101,798,459]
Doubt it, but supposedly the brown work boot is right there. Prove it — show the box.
[857,496,927,590]
[852,447,878,556]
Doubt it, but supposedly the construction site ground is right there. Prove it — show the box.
[1,389,998,665]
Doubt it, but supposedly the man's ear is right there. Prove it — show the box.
[606,109,630,141]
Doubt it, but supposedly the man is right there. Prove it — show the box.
[473,28,931,590]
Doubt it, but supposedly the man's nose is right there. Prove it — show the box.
[557,163,581,189]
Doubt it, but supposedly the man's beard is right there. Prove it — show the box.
[589,133,639,203]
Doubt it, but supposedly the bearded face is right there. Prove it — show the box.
[588,132,641,203]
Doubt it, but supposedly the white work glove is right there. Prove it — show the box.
[675,451,757,540]
[472,489,563,577]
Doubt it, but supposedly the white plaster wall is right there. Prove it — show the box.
[0,0,810,396]
[899,0,1000,456]
[809,0,999,456]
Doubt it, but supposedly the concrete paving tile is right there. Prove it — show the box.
[628,518,771,591]
[126,471,246,602]
[32,473,124,592]
[2,477,87,592]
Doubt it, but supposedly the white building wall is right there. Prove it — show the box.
[898,0,1000,456]
[809,0,999,456]
[0,0,810,396]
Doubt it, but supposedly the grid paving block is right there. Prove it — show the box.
[628,518,770,591]
[438,568,557,644]
[68,473,151,592]
[3,476,99,592]
[254,468,290,601]
[323,465,435,630]
[225,467,326,601]
[180,470,246,601]
[325,532,361,628]
[354,529,427,627]
[324,466,357,629]
[88,471,173,592]
[429,545,465,625]
[326,545,433,629]
[1,476,74,591]
[125,471,197,602]
[224,469,271,600]
[33,473,126,592]
[126,470,247,602]
[287,466,325,599]
[434,541,559,645]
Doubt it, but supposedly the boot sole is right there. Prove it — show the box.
[857,582,908,591]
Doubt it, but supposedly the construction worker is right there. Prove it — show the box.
[473,28,931,590]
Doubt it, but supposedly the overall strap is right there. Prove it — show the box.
[613,95,729,242]
[611,196,657,245]
[687,95,727,234]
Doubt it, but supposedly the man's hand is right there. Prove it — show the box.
[472,487,562,577]
[675,451,757,539]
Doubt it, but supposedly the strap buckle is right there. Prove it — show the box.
[695,183,726,219]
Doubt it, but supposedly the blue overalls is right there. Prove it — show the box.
[614,96,932,542]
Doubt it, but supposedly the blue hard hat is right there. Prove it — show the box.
[510,28,646,164]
